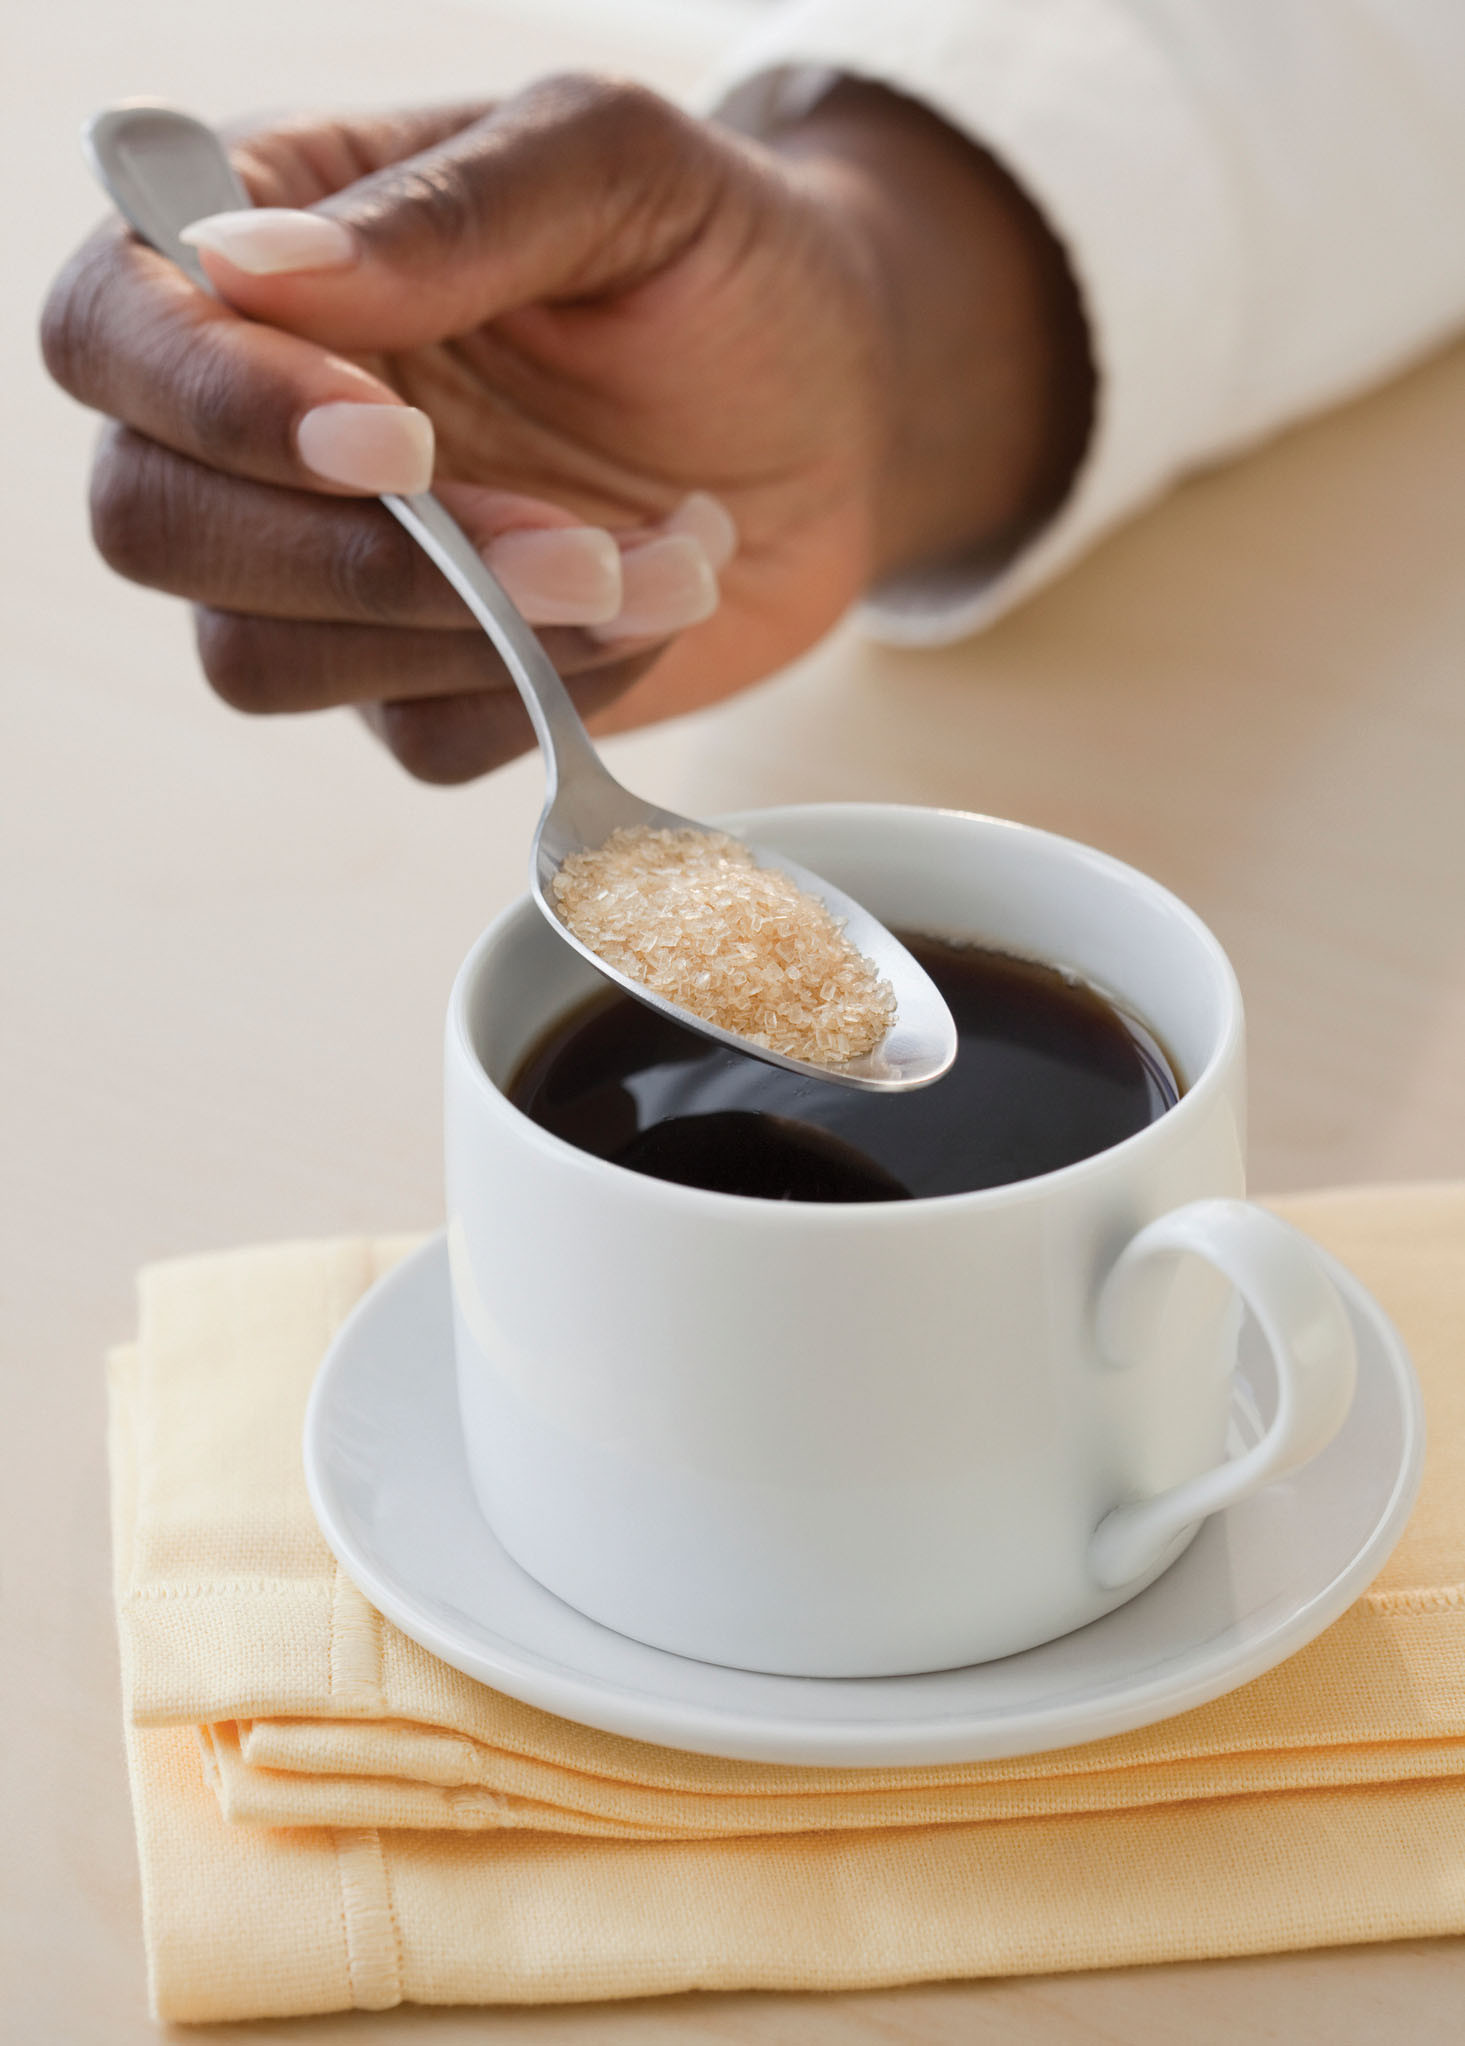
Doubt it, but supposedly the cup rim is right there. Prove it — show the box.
[446,804,1244,1222]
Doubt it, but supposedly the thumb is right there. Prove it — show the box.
[181,77,724,353]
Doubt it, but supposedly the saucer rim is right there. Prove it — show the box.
[303,1231,1424,1766]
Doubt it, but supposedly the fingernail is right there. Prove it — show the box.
[297,402,435,493]
[180,208,356,276]
[665,491,738,571]
[595,535,718,640]
[485,527,622,625]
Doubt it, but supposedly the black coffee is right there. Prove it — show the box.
[506,935,1180,1203]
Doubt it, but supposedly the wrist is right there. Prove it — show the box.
[769,78,1094,583]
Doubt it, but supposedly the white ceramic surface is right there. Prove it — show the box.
[303,1231,1422,1766]
[443,806,1359,1676]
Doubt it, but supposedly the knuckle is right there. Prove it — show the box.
[38,279,80,396]
[375,697,506,784]
[39,235,114,399]
[329,507,432,624]
[88,428,165,585]
[341,76,692,275]
[194,609,284,715]
[175,328,282,472]
[537,74,704,247]
[349,153,491,269]
[537,72,673,141]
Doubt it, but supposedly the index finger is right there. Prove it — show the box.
[40,218,431,496]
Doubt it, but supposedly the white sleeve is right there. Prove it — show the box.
[708,0,1465,644]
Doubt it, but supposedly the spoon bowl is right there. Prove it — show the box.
[390,496,957,1089]
[83,101,959,1091]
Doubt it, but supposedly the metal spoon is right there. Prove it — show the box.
[83,102,958,1091]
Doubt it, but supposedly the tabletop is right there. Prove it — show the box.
[4,1,1464,2040]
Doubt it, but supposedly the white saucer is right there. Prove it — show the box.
[304,1233,1423,1766]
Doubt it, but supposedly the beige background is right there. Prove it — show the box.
[4,0,1464,2038]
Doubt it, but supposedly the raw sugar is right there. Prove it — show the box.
[551,825,895,1065]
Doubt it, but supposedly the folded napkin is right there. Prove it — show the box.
[110,1186,1465,2023]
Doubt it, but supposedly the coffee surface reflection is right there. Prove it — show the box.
[507,935,1181,1203]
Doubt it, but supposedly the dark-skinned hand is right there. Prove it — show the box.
[42,75,1091,781]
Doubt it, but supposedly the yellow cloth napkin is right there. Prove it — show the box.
[111,1186,1465,2023]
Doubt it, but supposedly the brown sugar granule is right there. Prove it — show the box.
[551,825,896,1066]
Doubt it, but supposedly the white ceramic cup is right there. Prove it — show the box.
[445,805,1357,1677]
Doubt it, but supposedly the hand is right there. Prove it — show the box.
[42,77,1091,782]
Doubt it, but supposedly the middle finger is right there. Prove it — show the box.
[91,423,473,625]
[193,606,659,718]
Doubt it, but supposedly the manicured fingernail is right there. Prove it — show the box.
[297,402,434,493]
[664,491,738,571]
[180,208,356,276]
[594,535,718,640]
[485,527,622,625]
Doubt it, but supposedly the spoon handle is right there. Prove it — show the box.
[376,490,601,789]
[81,101,603,802]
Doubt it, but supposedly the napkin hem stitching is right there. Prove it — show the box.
[334,1828,403,2012]
[1364,1585,1465,1615]
[126,1581,334,1599]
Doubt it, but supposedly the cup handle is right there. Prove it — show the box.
[1087,1199,1358,1591]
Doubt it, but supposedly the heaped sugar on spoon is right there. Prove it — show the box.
[82,102,958,1092]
